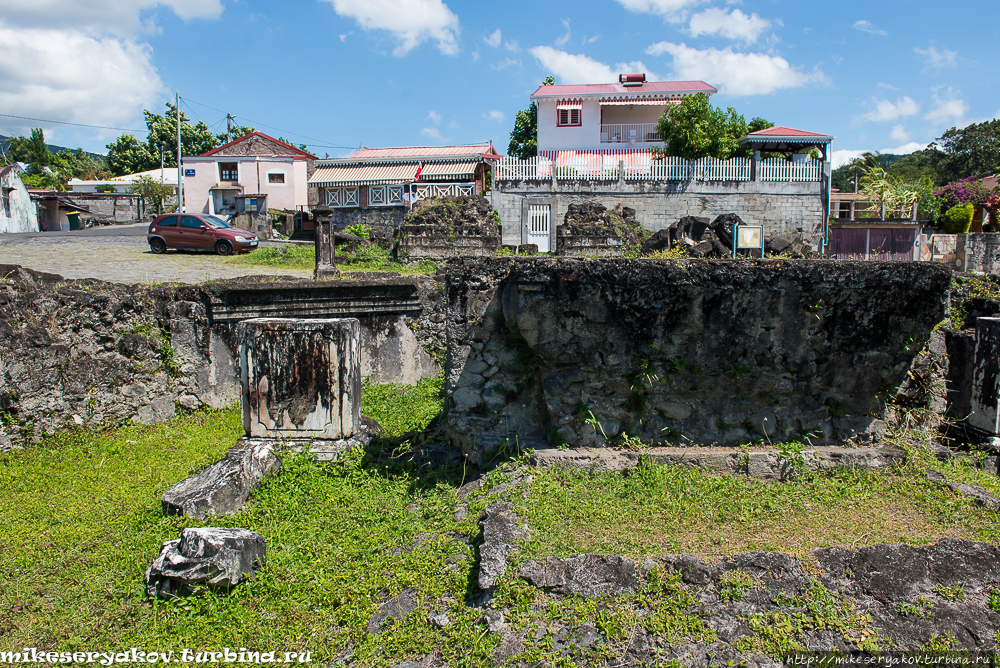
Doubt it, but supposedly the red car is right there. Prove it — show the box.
[147,213,259,255]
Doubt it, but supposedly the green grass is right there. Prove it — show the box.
[3,391,1000,665]
[228,244,437,276]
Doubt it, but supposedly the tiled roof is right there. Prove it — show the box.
[344,144,501,161]
[532,81,716,99]
[200,131,316,159]
[745,126,834,139]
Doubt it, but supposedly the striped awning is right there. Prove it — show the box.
[418,160,478,181]
[600,98,678,106]
[308,162,418,187]
[556,99,583,110]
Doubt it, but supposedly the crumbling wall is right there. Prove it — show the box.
[0,267,446,451]
[396,196,502,262]
[444,258,952,460]
[556,202,643,257]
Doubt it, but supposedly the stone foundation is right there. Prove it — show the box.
[443,258,951,461]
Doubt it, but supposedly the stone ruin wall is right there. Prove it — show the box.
[444,257,952,461]
[0,266,446,451]
[491,180,826,251]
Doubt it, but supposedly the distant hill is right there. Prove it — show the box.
[0,134,106,161]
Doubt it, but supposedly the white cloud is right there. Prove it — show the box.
[831,149,866,169]
[0,23,164,139]
[876,82,899,90]
[881,142,927,155]
[687,8,770,44]
[427,110,442,124]
[644,42,818,96]
[530,46,658,84]
[484,28,501,48]
[483,110,506,123]
[889,125,910,143]
[339,33,349,42]
[583,34,601,44]
[490,58,520,71]
[856,97,920,123]
[914,46,959,73]
[420,127,445,141]
[0,0,223,35]
[853,20,887,36]
[615,0,704,22]
[925,90,969,125]
[504,40,520,52]
[555,19,571,47]
[324,0,459,56]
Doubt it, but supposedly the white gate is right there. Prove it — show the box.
[527,204,551,252]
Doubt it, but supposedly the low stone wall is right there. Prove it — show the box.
[396,225,501,261]
[443,258,951,460]
[64,193,142,223]
[556,235,622,257]
[0,266,445,450]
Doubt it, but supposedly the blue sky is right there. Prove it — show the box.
[0,0,996,167]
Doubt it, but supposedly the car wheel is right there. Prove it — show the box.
[149,238,167,254]
[216,240,233,256]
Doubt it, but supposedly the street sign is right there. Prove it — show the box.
[184,169,195,177]
[732,225,765,258]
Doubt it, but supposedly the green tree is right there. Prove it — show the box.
[654,93,773,160]
[106,103,220,176]
[933,119,1000,183]
[127,174,173,215]
[6,128,54,170]
[277,136,308,151]
[508,75,554,159]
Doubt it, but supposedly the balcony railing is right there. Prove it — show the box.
[493,152,822,183]
[600,123,661,144]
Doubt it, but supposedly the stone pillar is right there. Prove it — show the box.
[970,317,1000,434]
[238,318,361,440]
[312,206,340,279]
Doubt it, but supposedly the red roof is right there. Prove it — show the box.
[745,126,834,139]
[532,80,717,99]
[344,143,502,161]
[200,131,317,159]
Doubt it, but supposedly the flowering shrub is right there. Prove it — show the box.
[935,177,989,209]
[987,193,1000,232]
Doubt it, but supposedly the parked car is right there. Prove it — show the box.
[146,213,258,255]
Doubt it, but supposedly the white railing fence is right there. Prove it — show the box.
[411,183,476,202]
[494,155,779,182]
[600,123,661,144]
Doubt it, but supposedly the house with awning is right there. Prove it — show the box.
[308,143,500,211]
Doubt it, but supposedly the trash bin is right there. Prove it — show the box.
[67,212,81,231]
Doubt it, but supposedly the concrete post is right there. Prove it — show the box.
[970,317,1000,434]
[312,206,340,279]
[238,318,361,440]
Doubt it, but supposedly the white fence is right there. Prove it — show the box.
[411,183,476,202]
[494,154,819,183]
[756,158,821,182]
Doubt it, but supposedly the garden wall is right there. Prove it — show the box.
[443,257,952,461]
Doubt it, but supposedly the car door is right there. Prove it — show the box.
[153,215,180,247]
[178,216,211,249]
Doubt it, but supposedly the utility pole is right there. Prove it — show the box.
[226,114,235,143]
[176,91,184,214]
[159,145,165,215]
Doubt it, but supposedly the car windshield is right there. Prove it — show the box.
[204,216,231,229]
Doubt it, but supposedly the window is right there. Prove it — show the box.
[157,215,178,227]
[219,162,238,181]
[1,195,9,218]
[268,172,285,184]
[180,216,205,229]
[558,108,581,126]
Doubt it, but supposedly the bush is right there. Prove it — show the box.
[344,223,371,239]
[941,203,974,233]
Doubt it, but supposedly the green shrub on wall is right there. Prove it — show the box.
[941,203,974,233]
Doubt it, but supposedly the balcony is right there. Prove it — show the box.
[600,123,661,144]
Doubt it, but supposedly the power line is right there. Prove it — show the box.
[181,96,356,150]
[0,112,144,133]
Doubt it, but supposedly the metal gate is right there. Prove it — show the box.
[830,227,916,261]
[527,205,551,252]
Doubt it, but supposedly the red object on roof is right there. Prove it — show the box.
[745,126,834,139]
[346,143,502,160]
[532,80,716,99]
[200,131,317,159]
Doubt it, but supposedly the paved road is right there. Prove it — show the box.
[0,227,313,284]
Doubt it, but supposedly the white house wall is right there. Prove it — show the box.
[1,171,39,233]
[537,99,604,151]
[182,157,303,215]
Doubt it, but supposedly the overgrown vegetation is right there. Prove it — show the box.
[227,244,437,276]
[949,274,1000,329]
[3,385,1000,664]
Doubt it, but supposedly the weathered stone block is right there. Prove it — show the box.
[239,318,361,439]
[970,317,1000,434]
[145,527,266,599]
